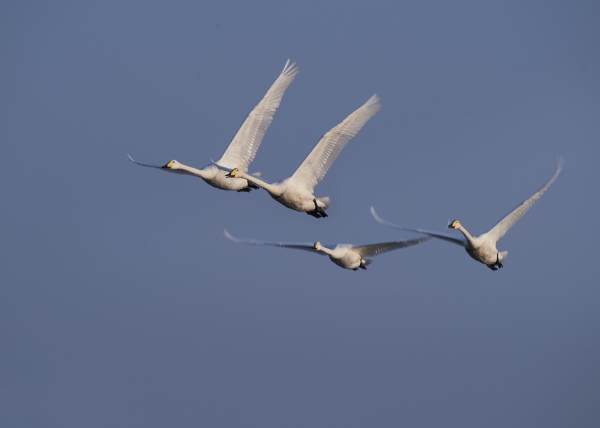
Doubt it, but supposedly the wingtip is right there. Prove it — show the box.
[127,154,135,162]
[556,156,565,172]
[223,229,236,242]
[365,94,382,111]
[370,206,383,223]
[282,59,299,76]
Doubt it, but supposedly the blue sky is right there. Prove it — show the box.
[1,1,599,426]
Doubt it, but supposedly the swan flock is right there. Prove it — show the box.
[130,60,564,272]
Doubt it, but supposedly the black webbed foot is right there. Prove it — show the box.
[312,198,328,218]
[237,187,252,193]
[486,264,498,271]
[306,210,323,218]
[495,253,503,269]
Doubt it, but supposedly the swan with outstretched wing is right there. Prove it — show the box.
[371,158,564,270]
[129,60,298,192]
[223,94,380,217]
[224,229,429,271]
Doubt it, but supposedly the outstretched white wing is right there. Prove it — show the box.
[217,60,299,170]
[127,154,197,177]
[224,230,328,256]
[351,236,431,258]
[290,94,381,192]
[370,206,467,247]
[486,157,564,242]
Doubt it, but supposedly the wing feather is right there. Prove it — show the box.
[370,206,467,247]
[351,237,431,258]
[290,94,381,191]
[224,230,326,256]
[486,157,564,242]
[217,60,298,170]
[127,154,197,177]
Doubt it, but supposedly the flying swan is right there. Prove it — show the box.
[370,158,564,270]
[220,94,381,217]
[224,230,430,271]
[128,60,298,192]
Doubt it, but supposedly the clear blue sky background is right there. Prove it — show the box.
[1,1,599,427]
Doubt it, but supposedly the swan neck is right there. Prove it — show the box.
[238,171,279,194]
[179,163,210,178]
[318,246,335,257]
[456,224,475,246]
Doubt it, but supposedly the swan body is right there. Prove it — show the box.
[225,230,430,270]
[371,158,564,270]
[222,94,381,217]
[128,60,298,192]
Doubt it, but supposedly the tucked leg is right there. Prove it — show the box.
[313,198,328,218]
[496,253,503,269]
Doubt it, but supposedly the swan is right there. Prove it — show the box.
[370,158,564,270]
[128,60,298,192]
[224,230,430,271]
[220,94,381,217]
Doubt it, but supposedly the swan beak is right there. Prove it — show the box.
[162,161,173,169]
[226,169,237,178]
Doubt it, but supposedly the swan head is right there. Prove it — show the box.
[226,168,239,178]
[162,160,180,169]
[313,242,322,251]
[448,220,461,229]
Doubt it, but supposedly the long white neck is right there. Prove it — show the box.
[177,163,213,179]
[455,224,477,247]
[236,170,283,196]
[317,246,343,260]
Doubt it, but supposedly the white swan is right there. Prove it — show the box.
[128,60,298,192]
[371,158,564,270]
[221,94,381,217]
[224,230,430,271]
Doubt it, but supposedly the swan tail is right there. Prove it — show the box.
[316,196,330,209]
[498,251,508,261]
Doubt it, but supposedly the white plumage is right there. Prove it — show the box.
[221,94,381,217]
[371,158,564,270]
[224,230,430,271]
[128,60,298,192]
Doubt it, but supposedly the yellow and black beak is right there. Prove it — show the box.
[162,161,174,169]
[226,169,238,178]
